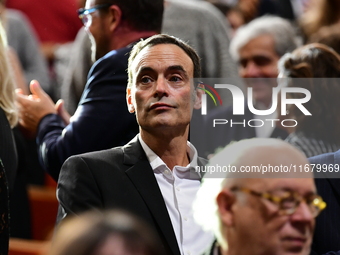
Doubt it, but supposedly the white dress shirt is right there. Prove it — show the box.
[139,136,214,255]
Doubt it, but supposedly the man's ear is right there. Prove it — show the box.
[194,83,204,109]
[126,88,135,113]
[108,5,122,32]
[216,189,236,227]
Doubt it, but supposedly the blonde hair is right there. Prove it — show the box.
[0,21,18,127]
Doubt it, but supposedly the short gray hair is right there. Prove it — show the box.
[230,16,300,61]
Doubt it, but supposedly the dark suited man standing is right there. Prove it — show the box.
[16,0,163,180]
[57,34,214,255]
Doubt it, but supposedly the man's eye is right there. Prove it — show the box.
[239,59,247,68]
[140,77,152,84]
[280,196,297,209]
[169,76,182,82]
[253,56,271,66]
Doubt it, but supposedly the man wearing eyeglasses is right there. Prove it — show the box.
[194,138,326,255]
[16,0,163,181]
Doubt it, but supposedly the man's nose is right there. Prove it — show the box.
[290,201,314,223]
[153,77,169,98]
[240,62,262,78]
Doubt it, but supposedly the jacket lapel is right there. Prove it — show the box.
[122,136,181,255]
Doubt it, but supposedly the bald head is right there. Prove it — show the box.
[204,138,312,181]
[194,138,319,255]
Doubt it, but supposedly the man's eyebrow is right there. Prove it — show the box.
[136,65,189,77]
[274,187,317,196]
[167,65,187,73]
[137,66,155,74]
[167,65,189,79]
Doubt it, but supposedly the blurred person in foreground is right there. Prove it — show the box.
[49,210,162,255]
[57,34,214,255]
[193,138,326,255]
[16,0,163,181]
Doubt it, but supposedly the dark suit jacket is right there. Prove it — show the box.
[37,45,139,181]
[309,150,340,255]
[203,104,288,157]
[0,161,9,255]
[201,239,219,255]
[0,108,17,192]
[258,0,296,21]
[57,135,207,255]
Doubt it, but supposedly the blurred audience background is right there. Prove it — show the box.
[4,0,340,254]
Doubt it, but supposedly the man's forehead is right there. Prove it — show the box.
[233,147,312,177]
[236,176,315,194]
[244,34,275,48]
[240,35,278,57]
[264,178,315,193]
[131,44,194,73]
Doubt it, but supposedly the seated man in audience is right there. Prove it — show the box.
[57,34,214,255]
[15,0,163,180]
[203,16,299,157]
[194,138,326,255]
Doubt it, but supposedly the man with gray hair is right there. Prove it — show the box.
[194,138,326,255]
[203,16,300,157]
[229,15,299,63]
